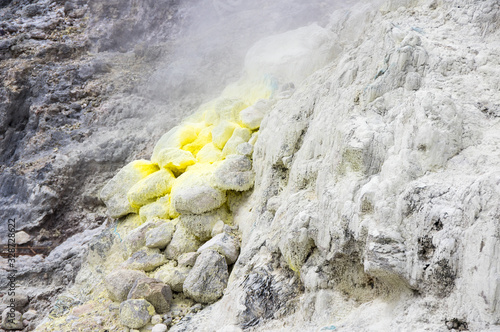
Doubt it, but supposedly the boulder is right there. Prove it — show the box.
[155,261,192,293]
[156,148,196,172]
[179,207,231,242]
[196,143,223,163]
[1,308,23,330]
[177,252,199,267]
[152,323,168,332]
[127,169,175,207]
[15,231,31,244]
[236,142,253,156]
[122,221,157,259]
[100,160,159,218]
[127,278,172,314]
[213,155,254,191]
[151,314,163,324]
[239,99,272,130]
[211,120,237,149]
[222,127,251,156]
[197,233,240,265]
[165,225,202,260]
[119,299,155,329]
[2,291,28,311]
[145,222,175,249]
[151,125,200,163]
[183,250,229,303]
[139,196,171,222]
[122,248,167,272]
[105,269,148,302]
[172,184,226,215]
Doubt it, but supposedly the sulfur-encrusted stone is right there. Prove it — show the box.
[119,299,155,329]
[156,148,196,172]
[213,155,254,191]
[127,169,175,208]
[222,127,251,156]
[211,120,237,149]
[139,196,171,223]
[172,184,226,215]
[239,99,272,130]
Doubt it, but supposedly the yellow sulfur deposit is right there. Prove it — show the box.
[156,148,197,173]
[127,168,175,208]
[183,126,213,156]
[101,76,274,228]
[211,120,238,149]
[196,143,223,163]
[138,195,171,222]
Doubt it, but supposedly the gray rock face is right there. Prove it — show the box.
[127,278,173,314]
[104,269,148,302]
[145,222,175,249]
[183,250,229,304]
[119,299,155,329]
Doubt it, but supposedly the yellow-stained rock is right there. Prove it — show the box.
[183,126,213,156]
[156,148,196,173]
[170,162,226,214]
[127,169,175,208]
[212,121,238,149]
[119,299,155,329]
[138,196,171,222]
[214,98,248,123]
[196,143,223,163]
[100,160,159,218]
[151,125,201,163]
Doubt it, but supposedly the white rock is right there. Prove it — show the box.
[197,233,240,265]
[15,231,31,244]
[152,323,168,332]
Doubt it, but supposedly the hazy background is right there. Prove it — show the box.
[141,0,355,104]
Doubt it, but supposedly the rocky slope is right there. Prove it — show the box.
[1,0,500,331]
